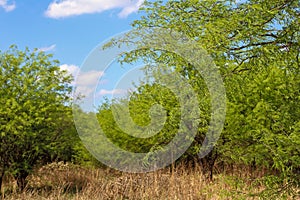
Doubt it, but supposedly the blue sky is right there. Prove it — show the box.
[0,0,147,110]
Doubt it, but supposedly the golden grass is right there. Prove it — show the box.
[1,162,298,200]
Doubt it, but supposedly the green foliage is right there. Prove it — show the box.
[71,106,106,168]
[0,46,76,191]
[96,84,181,153]
[101,0,300,195]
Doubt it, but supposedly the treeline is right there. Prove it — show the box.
[95,0,300,195]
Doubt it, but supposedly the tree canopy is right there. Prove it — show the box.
[0,46,76,190]
[100,0,299,196]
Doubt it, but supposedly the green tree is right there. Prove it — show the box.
[96,83,180,154]
[104,0,300,195]
[0,46,74,191]
[222,56,300,197]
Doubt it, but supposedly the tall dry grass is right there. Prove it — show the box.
[1,162,298,200]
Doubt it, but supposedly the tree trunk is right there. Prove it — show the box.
[0,169,4,195]
[200,149,218,181]
[15,171,29,192]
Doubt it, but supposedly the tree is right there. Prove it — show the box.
[222,54,300,197]
[104,0,300,195]
[0,46,74,191]
[96,83,181,154]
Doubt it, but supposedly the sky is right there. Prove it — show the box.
[0,0,147,111]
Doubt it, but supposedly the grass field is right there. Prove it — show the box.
[1,162,298,200]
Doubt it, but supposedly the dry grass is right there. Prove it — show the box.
[1,162,298,200]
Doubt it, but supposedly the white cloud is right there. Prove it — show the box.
[78,70,104,86]
[45,0,144,19]
[38,44,56,52]
[60,64,80,80]
[98,89,127,96]
[118,0,144,18]
[60,64,131,110]
[0,0,16,12]
[60,64,104,97]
